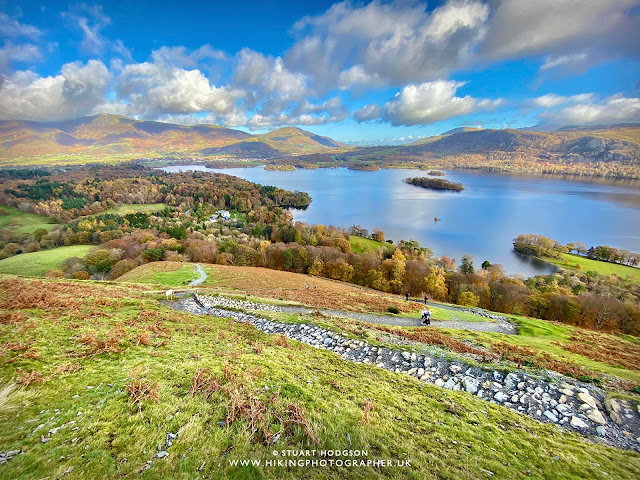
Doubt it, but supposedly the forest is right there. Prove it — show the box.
[1,166,639,335]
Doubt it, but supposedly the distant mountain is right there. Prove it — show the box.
[0,114,345,161]
[400,125,640,163]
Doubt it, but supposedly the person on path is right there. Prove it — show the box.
[405,293,410,301]
[424,295,428,305]
[421,308,431,326]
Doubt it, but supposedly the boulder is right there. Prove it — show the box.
[586,409,607,425]
[570,416,589,429]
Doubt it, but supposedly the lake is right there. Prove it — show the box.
[160,165,640,277]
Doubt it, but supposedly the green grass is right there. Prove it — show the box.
[544,253,640,285]
[400,304,491,323]
[0,277,638,480]
[117,263,199,287]
[451,314,640,384]
[348,235,393,254]
[0,245,93,276]
[104,203,167,215]
[0,206,54,235]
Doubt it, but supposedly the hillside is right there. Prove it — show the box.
[404,127,640,163]
[0,114,345,164]
[1,274,639,479]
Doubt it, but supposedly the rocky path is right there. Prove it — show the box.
[171,293,640,452]
[188,264,207,287]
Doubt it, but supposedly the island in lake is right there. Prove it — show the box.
[404,177,465,191]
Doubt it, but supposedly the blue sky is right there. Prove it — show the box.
[1,0,639,144]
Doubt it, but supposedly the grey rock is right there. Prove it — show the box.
[463,377,479,395]
[434,378,445,388]
[543,411,559,423]
[587,409,607,425]
[494,392,509,403]
[570,416,589,429]
[156,451,169,459]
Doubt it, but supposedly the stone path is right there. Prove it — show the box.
[170,293,640,452]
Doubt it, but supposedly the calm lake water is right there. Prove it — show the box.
[161,165,640,277]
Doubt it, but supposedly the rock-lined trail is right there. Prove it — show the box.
[171,293,640,452]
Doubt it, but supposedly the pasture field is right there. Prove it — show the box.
[0,245,93,277]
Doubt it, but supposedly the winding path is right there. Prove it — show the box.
[182,263,516,334]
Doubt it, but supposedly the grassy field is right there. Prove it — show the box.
[118,262,416,314]
[400,305,491,323]
[0,276,638,480]
[0,245,93,276]
[104,203,167,215]
[348,235,393,254]
[0,206,54,235]
[544,253,640,285]
[451,315,640,385]
[116,262,199,286]
[116,263,640,388]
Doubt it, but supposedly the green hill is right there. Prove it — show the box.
[0,275,639,479]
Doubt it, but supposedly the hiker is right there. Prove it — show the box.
[305,284,309,290]
[405,292,409,301]
[421,308,431,326]
[424,295,428,305]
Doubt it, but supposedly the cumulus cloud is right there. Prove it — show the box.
[382,80,502,126]
[0,59,112,120]
[234,48,308,100]
[482,0,640,69]
[540,94,640,125]
[354,104,382,123]
[287,0,489,89]
[109,61,239,118]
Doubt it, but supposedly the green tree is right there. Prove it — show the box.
[460,255,475,274]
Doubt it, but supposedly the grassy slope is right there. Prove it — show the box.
[452,315,640,384]
[0,207,53,235]
[117,262,199,286]
[0,276,638,480]
[348,236,393,254]
[103,203,167,215]
[0,245,93,276]
[118,263,640,386]
[544,253,640,285]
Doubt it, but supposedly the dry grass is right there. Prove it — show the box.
[555,331,640,372]
[126,369,159,406]
[189,365,318,446]
[362,323,495,358]
[190,367,220,400]
[359,399,375,425]
[491,341,594,379]
[0,381,16,414]
[16,369,42,386]
[120,262,415,313]
[76,328,127,357]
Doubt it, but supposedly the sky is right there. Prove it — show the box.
[0,0,639,144]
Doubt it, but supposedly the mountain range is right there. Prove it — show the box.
[0,114,345,161]
[0,114,639,167]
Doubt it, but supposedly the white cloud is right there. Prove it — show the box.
[0,42,41,70]
[482,0,640,67]
[540,94,640,125]
[531,93,594,108]
[354,104,382,123]
[382,80,502,126]
[0,60,112,120]
[287,0,489,89]
[0,12,42,39]
[234,48,308,100]
[62,4,111,55]
[539,53,589,72]
[151,45,226,68]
